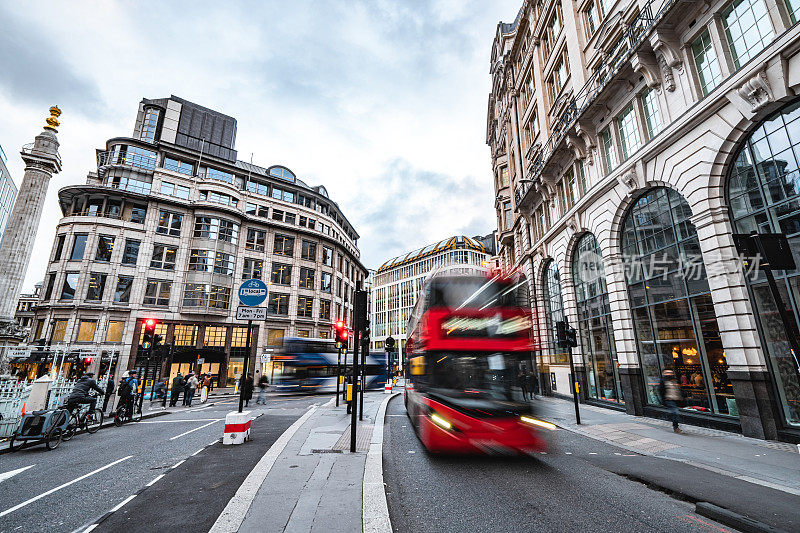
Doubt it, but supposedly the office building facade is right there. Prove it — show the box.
[488,0,800,440]
[25,96,366,385]
[372,235,491,354]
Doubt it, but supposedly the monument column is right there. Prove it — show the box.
[0,107,62,372]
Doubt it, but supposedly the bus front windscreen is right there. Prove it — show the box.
[428,277,525,309]
[422,351,533,412]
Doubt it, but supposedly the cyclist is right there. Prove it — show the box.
[66,372,105,413]
[118,370,139,418]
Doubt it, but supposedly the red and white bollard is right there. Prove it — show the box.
[223,410,251,445]
[384,381,392,394]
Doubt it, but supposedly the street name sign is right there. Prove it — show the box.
[239,278,268,307]
[237,306,267,320]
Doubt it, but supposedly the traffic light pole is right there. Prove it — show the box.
[336,346,342,407]
[566,343,581,425]
[350,322,361,452]
[239,319,253,413]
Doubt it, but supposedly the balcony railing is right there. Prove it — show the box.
[515,0,675,207]
[96,148,157,176]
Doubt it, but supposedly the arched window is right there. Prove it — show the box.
[572,233,623,403]
[622,187,734,415]
[542,260,567,365]
[727,99,800,427]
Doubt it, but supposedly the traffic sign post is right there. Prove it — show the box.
[237,307,267,320]
[237,279,268,413]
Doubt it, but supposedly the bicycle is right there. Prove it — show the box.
[62,394,104,441]
[114,394,143,426]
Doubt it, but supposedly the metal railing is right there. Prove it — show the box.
[96,149,157,176]
[0,381,32,438]
[515,0,675,207]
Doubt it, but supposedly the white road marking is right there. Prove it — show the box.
[0,464,35,483]
[171,460,185,469]
[0,456,132,518]
[146,474,165,487]
[191,448,204,457]
[140,418,222,423]
[109,494,137,512]
[169,420,221,440]
[363,393,399,533]
[82,524,99,532]
[189,405,213,412]
[209,440,219,446]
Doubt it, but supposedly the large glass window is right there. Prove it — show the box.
[121,239,140,265]
[194,216,239,244]
[267,292,290,315]
[150,244,177,270]
[114,276,133,303]
[273,234,294,257]
[70,234,88,261]
[243,258,263,280]
[183,284,231,309]
[95,235,114,262]
[542,261,568,365]
[85,273,106,301]
[140,107,160,143]
[572,234,623,403]
[623,187,734,415]
[299,267,315,289]
[144,280,171,306]
[157,210,182,236]
[160,181,191,199]
[692,29,723,96]
[301,240,317,261]
[786,0,800,23]
[61,272,79,300]
[246,228,266,252]
[271,263,292,285]
[163,157,194,176]
[617,104,641,160]
[722,0,774,69]
[641,88,663,139]
[727,99,800,426]
[601,127,617,173]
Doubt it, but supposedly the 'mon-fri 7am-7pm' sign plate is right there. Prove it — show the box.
[238,278,268,307]
[237,306,266,320]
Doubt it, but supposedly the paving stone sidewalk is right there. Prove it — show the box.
[538,396,800,495]
[237,392,386,533]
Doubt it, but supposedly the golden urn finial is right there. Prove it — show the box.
[44,106,61,132]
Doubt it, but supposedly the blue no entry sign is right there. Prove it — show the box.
[238,278,268,306]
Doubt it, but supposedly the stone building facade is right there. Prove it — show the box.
[0,143,18,248]
[487,0,800,440]
[29,96,366,386]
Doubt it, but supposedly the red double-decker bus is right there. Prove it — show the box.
[404,267,554,455]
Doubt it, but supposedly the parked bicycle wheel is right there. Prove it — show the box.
[85,409,103,433]
[46,428,62,450]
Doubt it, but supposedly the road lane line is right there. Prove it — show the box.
[140,418,222,423]
[209,404,318,533]
[171,460,185,469]
[82,524,98,532]
[109,494,137,513]
[191,448,205,456]
[0,455,132,518]
[0,464,35,483]
[146,474,165,487]
[169,420,220,440]
[363,393,400,533]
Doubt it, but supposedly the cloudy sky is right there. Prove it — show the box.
[0,0,518,291]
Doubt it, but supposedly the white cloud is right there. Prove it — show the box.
[0,0,518,289]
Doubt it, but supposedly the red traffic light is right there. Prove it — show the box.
[83,357,92,365]
[341,329,349,340]
[335,320,345,330]
[144,318,157,328]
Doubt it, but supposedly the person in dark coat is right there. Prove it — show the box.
[242,374,254,407]
[170,373,184,407]
[102,377,115,413]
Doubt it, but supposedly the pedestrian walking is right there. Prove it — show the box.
[118,370,138,418]
[102,376,115,414]
[243,374,254,407]
[517,368,529,400]
[659,369,684,433]
[185,372,199,407]
[170,372,184,407]
[200,374,211,403]
[256,373,269,404]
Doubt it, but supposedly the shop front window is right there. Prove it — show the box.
[622,187,735,416]
[727,99,800,426]
[542,260,568,365]
[572,233,623,403]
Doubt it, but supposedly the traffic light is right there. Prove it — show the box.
[142,318,158,348]
[334,320,349,347]
[556,320,578,348]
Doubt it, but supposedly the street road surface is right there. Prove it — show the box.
[0,395,321,533]
[382,396,734,533]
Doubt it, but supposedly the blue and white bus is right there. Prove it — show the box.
[271,337,389,393]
